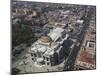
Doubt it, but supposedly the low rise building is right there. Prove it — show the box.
[75,50,96,70]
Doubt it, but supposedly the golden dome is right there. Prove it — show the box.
[40,36,52,43]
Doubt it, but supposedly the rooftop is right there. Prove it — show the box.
[48,28,64,42]
[40,36,52,43]
[78,51,95,65]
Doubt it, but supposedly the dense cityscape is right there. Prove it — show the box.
[11,1,96,74]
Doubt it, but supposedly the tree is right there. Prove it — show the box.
[12,68,21,75]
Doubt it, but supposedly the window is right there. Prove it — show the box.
[43,56,45,59]
[34,54,37,57]
[47,62,50,65]
[47,58,49,61]
[31,53,33,56]
[32,58,34,60]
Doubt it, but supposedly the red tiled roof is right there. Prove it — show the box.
[78,51,95,65]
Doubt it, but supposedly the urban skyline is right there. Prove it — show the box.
[11,1,96,74]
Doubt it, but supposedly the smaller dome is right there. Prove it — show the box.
[40,36,52,43]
